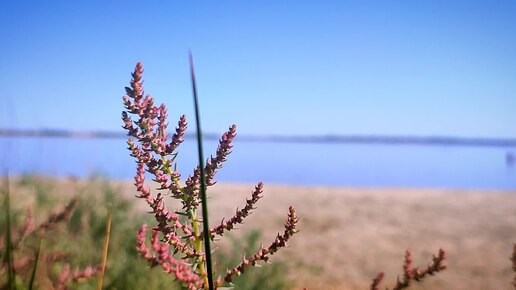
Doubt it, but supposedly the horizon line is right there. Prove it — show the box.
[1,128,516,148]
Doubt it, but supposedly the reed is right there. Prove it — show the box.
[27,234,42,290]
[189,53,214,290]
[97,210,112,290]
[3,176,16,290]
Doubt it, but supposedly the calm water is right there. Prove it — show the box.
[1,137,515,190]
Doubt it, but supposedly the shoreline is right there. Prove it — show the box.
[5,173,516,193]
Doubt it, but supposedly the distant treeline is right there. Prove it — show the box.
[1,128,516,147]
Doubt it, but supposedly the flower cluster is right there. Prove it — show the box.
[136,224,202,290]
[370,248,447,290]
[122,62,298,289]
[55,263,101,290]
[221,206,298,285]
[210,182,263,239]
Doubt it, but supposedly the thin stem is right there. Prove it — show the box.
[191,209,209,286]
[3,174,16,290]
[189,52,214,290]
[28,234,43,290]
[97,211,112,290]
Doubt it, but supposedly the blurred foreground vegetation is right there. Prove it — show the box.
[1,175,292,290]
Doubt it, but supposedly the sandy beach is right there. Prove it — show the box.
[188,183,516,290]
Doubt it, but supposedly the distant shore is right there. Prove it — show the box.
[2,128,516,147]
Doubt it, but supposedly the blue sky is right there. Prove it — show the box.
[1,1,515,138]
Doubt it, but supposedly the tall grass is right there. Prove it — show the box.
[27,234,42,290]
[189,52,215,290]
[97,211,112,290]
[3,176,16,290]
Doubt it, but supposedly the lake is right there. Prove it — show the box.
[1,136,515,190]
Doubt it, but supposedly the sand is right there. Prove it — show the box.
[196,183,516,290]
[8,177,516,289]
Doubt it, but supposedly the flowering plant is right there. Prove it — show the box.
[122,62,298,290]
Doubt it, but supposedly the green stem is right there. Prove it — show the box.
[4,175,16,290]
[162,153,210,286]
[189,52,214,290]
[190,209,209,287]
[28,234,43,290]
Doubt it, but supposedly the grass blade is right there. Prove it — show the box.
[97,210,112,290]
[189,52,214,290]
[3,174,17,290]
[28,234,43,290]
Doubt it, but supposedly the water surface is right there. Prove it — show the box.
[1,137,515,189]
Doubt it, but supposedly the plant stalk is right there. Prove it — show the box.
[97,211,112,290]
[28,234,43,290]
[189,52,214,290]
[4,174,17,290]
